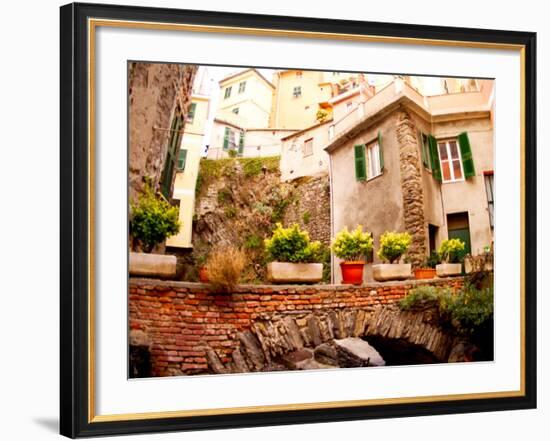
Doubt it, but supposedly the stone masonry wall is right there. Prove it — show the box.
[128,62,197,203]
[283,174,331,245]
[129,277,464,376]
[395,108,427,267]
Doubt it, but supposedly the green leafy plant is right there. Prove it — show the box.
[244,234,263,250]
[316,108,329,123]
[130,184,181,252]
[264,223,321,263]
[439,238,466,263]
[227,148,238,158]
[377,231,411,263]
[302,211,311,224]
[399,285,447,310]
[331,225,374,261]
[423,252,441,269]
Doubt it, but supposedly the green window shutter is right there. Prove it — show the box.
[187,103,196,122]
[178,149,188,170]
[458,132,476,178]
[223,127,230,150]
[378,130,384,171]
[419,132,428,167]
[354,144,366,181]
[428,135,442,181]
[238,131,245,154]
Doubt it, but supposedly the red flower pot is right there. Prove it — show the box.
[414,268,436,280]
[199,267,209,283]
[340,261,365,285]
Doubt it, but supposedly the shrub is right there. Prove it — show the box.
[130,184,180,252]
[217,187,232,204]
[423,252,441,268]
[439,238,465,263]
[316,109,329,123]
[399,285,447,310]
[302,211,311,224]
[377,231,411,263]
[331,225,374,261]
[205,245,246,292]
[440,285,494,332]
[227,148,238,158]
[224,206,237,218]
[244,234,263,250]
[264,223,321,263]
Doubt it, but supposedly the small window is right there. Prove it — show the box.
[178,149,188,170]
[303,138,313,157]
[232,107,239,115]
[186,102,197,123]
[437,139,464,182]
[238,81,246,93]
[293,86,302,98]
[484,172,494,228]
[296,71,303,78]
[223,127,237,151]
[224,86,232,99]
[366,141,382,179]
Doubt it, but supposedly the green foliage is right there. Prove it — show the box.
[331,225,374,261]
[227,148,238,158]
[217,187,232,204]
[316,108,329,123]
[264,223,322,263]
[130,185,181,252]
[271,198,291,223]
[377,231,412,263]
[224,206,237,218]
[244,234,263,250]
[399,284,494,335]
[399,285,446,310]
[423,252,441,269]
[302,211,311,224]
[439,238,466,263]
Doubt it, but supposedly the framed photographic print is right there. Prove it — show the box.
[60,2,537,438]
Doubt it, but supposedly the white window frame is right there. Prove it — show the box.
[366,141,382,180]
[437,138,465,183]
[303,138,314,157]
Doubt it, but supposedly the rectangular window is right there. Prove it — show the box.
[186,102,197,123]
[238,81,246,93]
[303,138,313,157]
[224,86,232,99]
[484,172,494,228]
[223,127,238,151]
[293,86,302,98]
[232,107,239,115]
[437,139,464,183]
[178,149,188,170]
[366,141,382,180]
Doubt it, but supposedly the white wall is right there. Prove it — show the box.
[1,1,547,440]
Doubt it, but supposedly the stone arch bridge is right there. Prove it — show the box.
[129,277,466,377]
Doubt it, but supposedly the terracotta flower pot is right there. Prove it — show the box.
[199,266,209,283]
[340,261,365,285]
[414,268,436,280]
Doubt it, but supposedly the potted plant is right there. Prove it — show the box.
[264,223,323,283]
[414,252,440,280]
[436,238,465,277]
[331,225,373,285]
[129,184,181,279]
[373,231,412,281]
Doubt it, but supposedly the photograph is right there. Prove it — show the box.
[127,62,495,378]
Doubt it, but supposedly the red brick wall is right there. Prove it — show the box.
[129,278,464,376]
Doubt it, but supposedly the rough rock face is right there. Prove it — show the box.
[395,109,427,268]
[128,62,197,203]
[203,305,461,374]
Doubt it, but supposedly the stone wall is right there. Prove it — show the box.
[128,62,197,203]
[283,174,331,245]
[129,277,464,376]
[395,108,427,267]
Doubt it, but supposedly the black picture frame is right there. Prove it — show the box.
[60,2,537,438]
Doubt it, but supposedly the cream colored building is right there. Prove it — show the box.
[166,93,210,248]
[325,77,495,282]
[216,68,275,129]
[270,70,334,130]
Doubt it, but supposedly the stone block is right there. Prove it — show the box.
[372,264,412,281]
[129,252,177,279]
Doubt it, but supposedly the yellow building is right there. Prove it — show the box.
[166,93,210,249]
[217,68,275,128]
[270,70,334,130]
